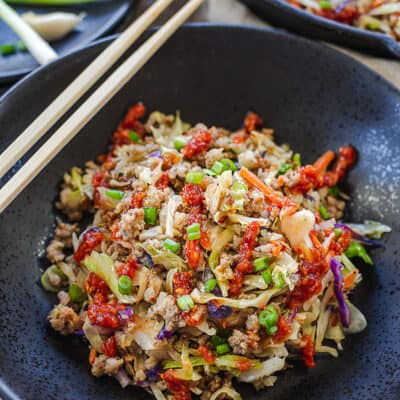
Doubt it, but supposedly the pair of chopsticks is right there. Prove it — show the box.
[0,0,204,214]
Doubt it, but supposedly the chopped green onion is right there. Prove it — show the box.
[230,181,248,200]
[177,295,194,311]
[174,136,188,150]
[319,0,331,9]
[163,238,181,253]
[329,186,341,197]
[128,130,140,143]
[203,168,217,176]
[186,223,201,241]
[220,158,237,172]
[266,325,278,336]
[293,153,301,167]
[211,161,225,175]
[273,272,286,288]
[277,163,292,176]
[262,269,272,285]
[68,284,86,303]
[345,241,373,265]
[253,256,270,272]
[216,343,231,355]
[118,275,133,295]
[1,43,16,56]
[211,159,237,175]
[16,40,26,52]
[258,305,278,330]
[319,205,329,220]
[185,171,203,184]
[204,278,218,292]
[105,188,124,200]
[143,207,157,225]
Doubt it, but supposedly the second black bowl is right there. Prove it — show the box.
[241,0,400,58]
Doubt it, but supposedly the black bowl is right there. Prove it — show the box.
[0,24,399,400]
[241,0,400,59]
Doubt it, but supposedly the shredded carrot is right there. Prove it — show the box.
[89,348,97,365]
[313,151,335,176]
[240,167,289,208]
[343,270,358,291]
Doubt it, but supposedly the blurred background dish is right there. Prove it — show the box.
[0,1,132,82]
[240,0,400,58]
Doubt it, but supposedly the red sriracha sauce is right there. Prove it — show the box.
[115,259,137,280]
[243,111,264,133]
[173,271,193,297]
[161,369,192,400]
[272,315,292,343]
[230,221,260,296]
[181,184,204,207]
[85,272,110,298]
[302,334,315,368]
[74,228,104,263]
[182,130,212,159]
[287,257,329,310]
[88,303,119,329]
[102,335,117,357]
[92,170,109,188]
[198,345,215,365]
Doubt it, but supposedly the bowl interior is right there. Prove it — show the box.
[0,25,399,400]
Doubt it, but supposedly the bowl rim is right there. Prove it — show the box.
[1,22,399,107]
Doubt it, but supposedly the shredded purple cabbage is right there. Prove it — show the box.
[207,301,232,319]
[157,327,175,340]
[335,223,384,248]
[74,329,84,336]
[118,306,134,326]
[136,365,162,387]
[142,253,154,268]
[330,258,351,328]
[212,286,222,296]
[149,151,162,158]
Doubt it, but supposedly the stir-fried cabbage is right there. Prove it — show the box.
[165,195,182,238]
[227,213,271,227]
[344,301,367,334]
[281,209,315,250]
[238,357,285,383]
[83,318,103,352]
[142,245,187,270]
[344,220,391,239]
[191,287,282,309]
[130,316,164,351]
[271,252,298,290]
[84,252,135,303]
[210,387,242,400]
[208,228,234,296]
[205,171,232,217]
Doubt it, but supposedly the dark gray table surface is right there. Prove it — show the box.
[0,0,207,97]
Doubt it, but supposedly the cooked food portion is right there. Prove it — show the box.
[42,103,390,400]
[287,0,400,41]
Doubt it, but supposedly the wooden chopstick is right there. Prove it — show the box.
[0,0,204,215]
[0,0,175,179]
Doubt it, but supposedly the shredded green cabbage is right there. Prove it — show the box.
[82,318,103,353]
[142,245,187,270]
[208,228,234,296]
[191,288,282,309]
[210,387,242,400]
[345,220,391,239]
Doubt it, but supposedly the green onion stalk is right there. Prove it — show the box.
[0,0,57,64]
